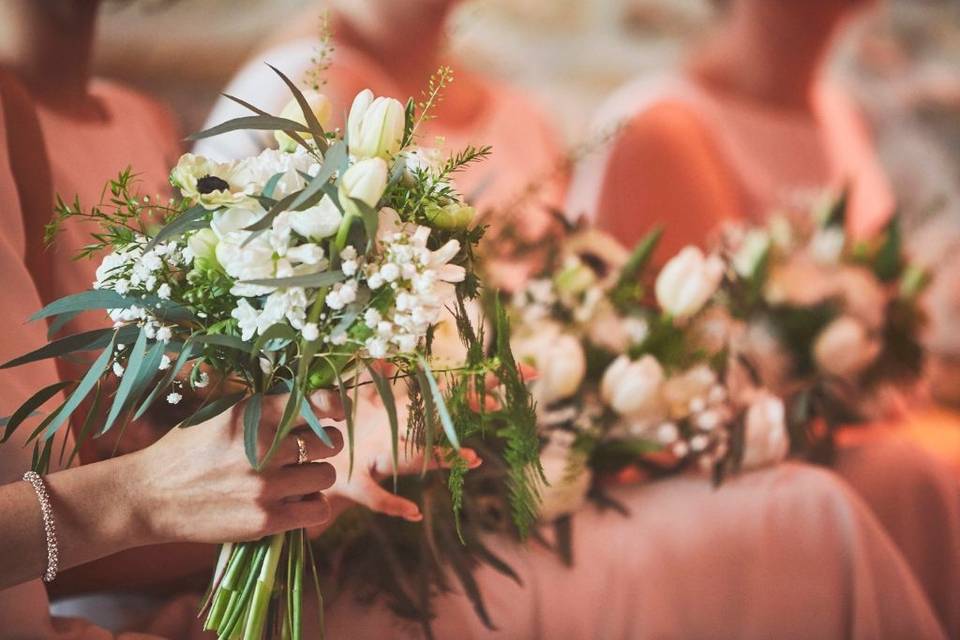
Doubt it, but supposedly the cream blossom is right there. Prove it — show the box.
[813,315,882,379]
[600,355,665,420]
[274,90,333,152]
[512,323,586,406]
[347,89,405,160]
[741,390,790,470]
[537,430,592,522]
[287,196,343,241]
[661,364,717,420]
[655,246,725,319]
[170,153,248,210]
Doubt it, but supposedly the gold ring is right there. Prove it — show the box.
[296,436,308,465]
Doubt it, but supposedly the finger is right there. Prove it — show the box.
[267,461,336,499]
[518,363,539,382]
[467,389,501,413]
[308,390,346,422]
[267,426,344,467]
[268,494,332,532]
[382,446,482,476]
[358,482,422,522]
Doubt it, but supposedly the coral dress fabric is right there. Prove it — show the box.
[319,465,945,639]
[0,72,165,640]
[568,72,960,637]
[29,80,181,337]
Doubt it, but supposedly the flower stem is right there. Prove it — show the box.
[242,533,286,640]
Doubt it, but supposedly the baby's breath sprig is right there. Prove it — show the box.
[303,10,334,91]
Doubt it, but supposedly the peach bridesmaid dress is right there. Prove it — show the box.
[569,73,960,637]
[0,70,162,640]
[28,80,181,337]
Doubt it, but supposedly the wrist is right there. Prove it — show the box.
[114,450,167,547]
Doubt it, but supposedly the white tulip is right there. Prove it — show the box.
[600,354,665,419]
[347,89,405,160]
[287,195,342,240]
[538,431,592,522]
[813,315,881,379]
[741,391,789,470]
[274,90,333,152]
[338,158,388,218]
[512,325,586,405]
[655,246,725,319]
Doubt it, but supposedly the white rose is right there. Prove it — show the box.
[347,89,405,160]
[741,391,789,470]
[287,195,342,240]
[655,246,725,319]
[274,90,333,152]
[600,354,665,419]
[813,315,881,379]
[339,157,388,217]
[210,203,266,239]
[512,324,586,406]
[537,432,592,522]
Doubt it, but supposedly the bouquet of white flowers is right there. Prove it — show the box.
[718,192,929,455]
[0,67,540,640]
[508,224,792,526]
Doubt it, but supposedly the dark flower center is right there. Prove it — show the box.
[196,175,230,194]
[578,251,609,279]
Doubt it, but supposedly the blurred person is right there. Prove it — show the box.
[196,0,564,261]
[568,0,960,634]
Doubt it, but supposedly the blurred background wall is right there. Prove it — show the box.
[15,0,959,236]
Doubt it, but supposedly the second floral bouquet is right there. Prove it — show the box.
[508,225,792,523]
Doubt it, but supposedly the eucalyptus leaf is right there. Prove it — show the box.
[100,327,148,435]
[418,356,460,450]
[0,380,72,443]
[1,325,137,369]
[243,393,263,468]
[364,361,400,490]
[186,115,310,142]
[44,333,117,440]
[146,205,207,251]
[289,141,346,211]
[266,64,329,153]
[299,397,335,448]
[240,270,346,289]
[221,93,314,155]
[180,392,245,428]
[134,342,195,420]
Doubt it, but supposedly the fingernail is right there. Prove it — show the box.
[405,512,423,522]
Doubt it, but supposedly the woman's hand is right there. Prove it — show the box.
[125,390,345,545]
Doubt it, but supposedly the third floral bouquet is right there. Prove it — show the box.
[508,225,793,524]
[0,67,539,639]
[717,193,929,454]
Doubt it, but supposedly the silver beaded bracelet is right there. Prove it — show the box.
[22,471,59,583]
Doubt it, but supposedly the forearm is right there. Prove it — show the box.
[0,454,153,590]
